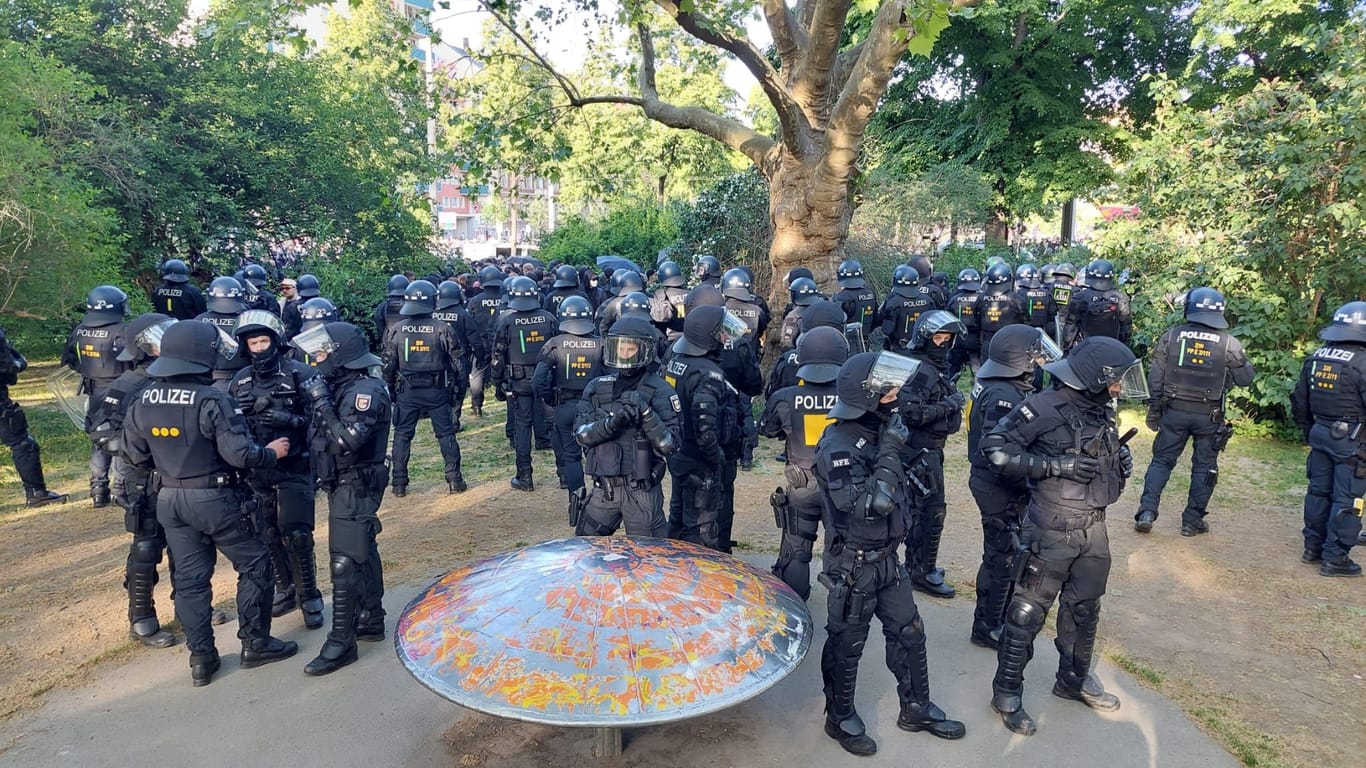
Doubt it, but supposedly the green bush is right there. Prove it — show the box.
[538,200,679,268]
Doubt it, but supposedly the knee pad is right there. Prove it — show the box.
[129,538,163,565]
[896,616,926,648]
[1006,598,1047,632]
[285,529,313,553]
[1071,598,1102,627]
[330,554,358,580]
[834,624,870,657]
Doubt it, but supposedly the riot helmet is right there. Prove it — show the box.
[298,297,339,331]
[147,320,220,377]
[827,351,921,420]
[615,269,645,297]
[242,264,269,289]
[400,280,437,316]
[478,266,503,290]
[1015,263,1040,289]
[621,291,652,317]
[604,315,658,371]
[672,305,748,356]
[892,264,918,287]
[1044,336,1146,400]
[505,276,540,311]
[206,277,247,315]
[978,324,1059,379]
[1052,262,1077,281]
[436,280,465,310]
[84,285,129,326]
[234,309,287,374]
[292,321,381,378]
[295,274,321,299]
[785,267,814,286]
[795,326,849,384]
[117,313,174,363]
[837,259,866,289]
[1084,259,1115,291]
[908,309,966,352]
[957,268,982,291]
[161,259,190,284]
[387,274,411,297]
[801,300,847,333]
[982,263,1013,295]
[908,255,933,281]
[557,295,595,335]
[694,255,722,281]
[684,283,725,311]
[789,277,820,307]
[657,260,685,288]
[1320,301,1366,344]
[1185,287,1228,329]
[552,264,579,289]
[721,268,754,301]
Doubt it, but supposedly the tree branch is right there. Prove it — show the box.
[479,1,584,103]
[655,0,806,153]
[830,39,866,95]
[764,0,803,73]
[636,24,776,167]
[793,0,853,122]
[823,1,912,185]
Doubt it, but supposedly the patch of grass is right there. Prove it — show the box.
[1187,700,1292,768]
[1108,651,1164,686]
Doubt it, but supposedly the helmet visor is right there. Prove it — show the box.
[865,352,920,395]
[716,309,751,346]
[1108,360,1149,401]
[135,319,177,358]
[604,334,655,369]
[291,323,340,357]
[1036,328,1064,365]
[214,328,239,361]
[236,309,285,337]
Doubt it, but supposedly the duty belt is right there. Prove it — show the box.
[594,475,650,490]
[1168,398,1218,413]
[1313,417,1362,440]
[556,389,586,405]
[830,538,897,563]
[158,472,236,489]
[337,464,383,485]
[1032,506,1106,532]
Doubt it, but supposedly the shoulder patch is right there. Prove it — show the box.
[708,370,725,382]
[830,451,853,469]
[355,393,372,412]
[854,437,867,450]
[1018,404,1036,422]
[669,394,681,412]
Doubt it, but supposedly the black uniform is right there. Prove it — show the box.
[1138,323,1254,532]
[281,298,305,340]
[542,286,589,315]
[1291,343,1366,569]
[573,371,681,536]
[833,285,880,340]
[663,352,740,550]
[123,375,283,669]
[650,285,690,343]
[973,292,1026,359]
[193,310,248,386]
[149,281,207,321]
[490,307,556,483]
[533,332,605,493]
[966,372,1032,646]
[778,305,809,353]
[879,287,934,350]
[765,348,801,398]
[467,287,505,415]
[1061,285,1132,350]
[946,288,980,377]
[898,351,963,596]
[725,296,768,468]
[432,305,485,431]
[0,327,61,504]
[230,357,325,627]
[372,296,405,343]
[382,315,466,492]
[595,295,627,338]
[714,337,763,544]
[62,319,130,501]
[760,382,836,598]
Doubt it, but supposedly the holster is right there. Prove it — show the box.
[568,487,587,526]
[632,438,653,483]
[123,485,157,536]
[770,487,794,534]
[237,491,262,540]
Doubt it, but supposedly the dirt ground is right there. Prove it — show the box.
[0,388,1361,768]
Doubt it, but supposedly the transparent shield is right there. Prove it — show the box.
[843,322,867,354]
[214,328,239,361]
[45,367,87,430]
[866,352,921,394]
[1117,360,1150,400]
[235,309,285,337]
[1036,328,1064,364]
[291,323,339,356]
[716,309,751,346]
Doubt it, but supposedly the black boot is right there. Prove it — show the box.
[911,512,955,598]
[240,636,299,668]
[970,579,1009,649]
[448,472,467,494]
[1319,556,1362,577]
[391,483,407,497]
[1134,509,1156,533]
[127,559,176,648]
[25,487,67,508]
[270,544,297,617]
[288,532,325,630]
[190,650,220,687]
[510,470,534,492]
[1053,671,1121,711]
[305,573,359,676]
[91,486,111,509]
[824,711,877,756]
[823,651,875,756]
[991,626,1038,736]
[1054,613,1120,711]
[896,639,965,739]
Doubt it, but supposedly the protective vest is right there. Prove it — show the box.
[1017,287,1053,328]
[432,310,476,361]
[133,381,225,480]
[664,353,739,453]
[230,359,314,464]
[390,319,447,374]
[772,382,837,470]
[834,287,878,336]
[967,377,1027,472]
[380,297,405,336]
[652,287,689,336]
[332,375,391,471]
[975,294,1021,349]
[1051,283,1074,311]
[885,291,933,344]
[469,291,505,343]
[1163,324,1231,403]
[151,283,201,320]
[726,299,764,338]
[72,324,126,383]
[1007,388,1125,519]
[550,335,604,396]
[948,291,977,325]
[1075,287,1123,339]
[1304,343,1366,422]
[580,375,666,478]
[502,310,556,368]
[816,417,907,547]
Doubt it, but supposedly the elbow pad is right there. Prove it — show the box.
[574,416,617,448]
[640,409,678,457]
[858,478,898,519]
[981,432,1049,481]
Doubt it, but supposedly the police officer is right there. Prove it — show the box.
[195,277,250,388]
[382,280,468,496]
[779,277,823,352]
[466,266,506,418]
[1013,264,1056,336]
[0,326,66,507]
[760,326,848,598]
[973,262,1026,358]
[63,285,132,508]
[491,276,556,491]
[1291,301,1366,577]
[533,296,604,494]
[946,268,982,378]
[433,281,485,434]
[572,316,680,536]
[814,350,964,755]
[89,314,176,646]
[291,298,339,365]
[231,310,326,628]
[879,265,934,351]
[596,269,644,338]
[1137,288,1255,536]
[1048,263,1078,344]
[722,268,769,470]
[663,305,746,550]
[282,273,321,339]
[123,321,297,686]
[294,322,392,675]
[967,324,1053,648]
[373,274,409,342]
[899,310,967,599]
[542,264,590,314]
[1061,259,1132,350]
[649,259,689,344]
[908,255,947,308]
[150,259,207,320]
[832,259,879,344]
[765,300,846,398]
[980,336,1140,735]
[241,264,279,316]
[693,255,722,287]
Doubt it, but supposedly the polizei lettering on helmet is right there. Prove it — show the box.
[141,388,198,406]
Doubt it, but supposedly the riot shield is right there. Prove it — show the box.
[46,367,87,430]
[844,322,867,354]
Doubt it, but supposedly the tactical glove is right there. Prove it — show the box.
[1047,455,1101,482]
